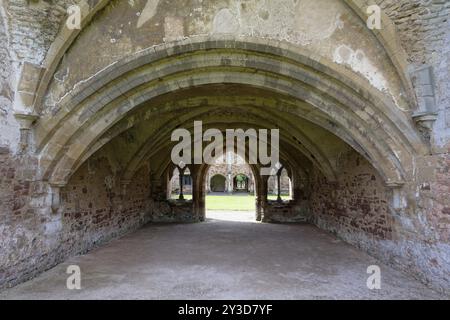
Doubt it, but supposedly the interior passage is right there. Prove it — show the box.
[0,215,443,300]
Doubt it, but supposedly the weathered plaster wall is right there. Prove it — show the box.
[0,0,19,150]
[43,0,409,114]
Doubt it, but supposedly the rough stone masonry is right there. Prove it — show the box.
[0,0,449,296]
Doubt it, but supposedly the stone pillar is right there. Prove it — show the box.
[276,168,283,203]
[256,175,269,222]
[191,165,205,222]
[178,166,185,200]
[206,172,211,193]
[288,178,293,199]
[226,173,233,194]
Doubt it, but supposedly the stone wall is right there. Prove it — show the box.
[3,0,77,64]
[149,199,199,223]
[309,149,450,294]
[61,155,152,256]
[263,200,310,224]
[310,150,393,239]
[0,150,152,289]
[0,0,19,150]
[0,148,40,289]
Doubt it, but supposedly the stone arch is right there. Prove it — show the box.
[31,0,416,114]
[194,158,263,221]
[233,173,251,192]
[33,37,427,189]
[120,113,323,184]
[210,174,226,193]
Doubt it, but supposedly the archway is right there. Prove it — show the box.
[210,175,226,193]
[35,37,425,190]
[203,152,258,222]
[234,174,250,193]
[169,167,193,200]
[31,37,429,252]
[1,0,448,298]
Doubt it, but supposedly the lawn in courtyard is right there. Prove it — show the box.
[171,194,291,211]
[206,195,256,211]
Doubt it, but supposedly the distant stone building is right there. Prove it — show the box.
[170,153,291,195]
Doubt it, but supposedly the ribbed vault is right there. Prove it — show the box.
[34,38,427,189]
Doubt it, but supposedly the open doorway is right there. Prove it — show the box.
[205,152,256,222]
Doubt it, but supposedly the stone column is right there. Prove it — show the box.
[191,165,205,222]
[178,166,185,200]
[256,175,269,222]
[276,168,283,203]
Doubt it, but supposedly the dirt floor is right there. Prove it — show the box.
[0,211,445,300]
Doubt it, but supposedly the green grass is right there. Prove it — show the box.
[267,195,291,201]
[206,195,256,211]
[171,194,193,200]
[170,194,291,211]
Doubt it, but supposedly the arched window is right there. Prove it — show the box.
[267,166,292,202]
[170,165,192,200]
[234,174,249,192]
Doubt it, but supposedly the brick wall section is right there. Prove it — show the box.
[435,149,450,241]
[149,199,198,223]
[0,152,152,289]
[372,0,450,294]
[61,155,152,256]
[0,148,50,288]
[416,146,450,243]
[310,150,393,240]
[309,149,450,293]
[263,200,309,223]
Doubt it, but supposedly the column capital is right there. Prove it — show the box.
[14,112,39,130]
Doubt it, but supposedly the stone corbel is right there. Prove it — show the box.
[412,112,438,142]
[410,65,437,142]
[50,185,62,214]
[14,112,39,153]
[387,183,407,210]
[120,180,132,196]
